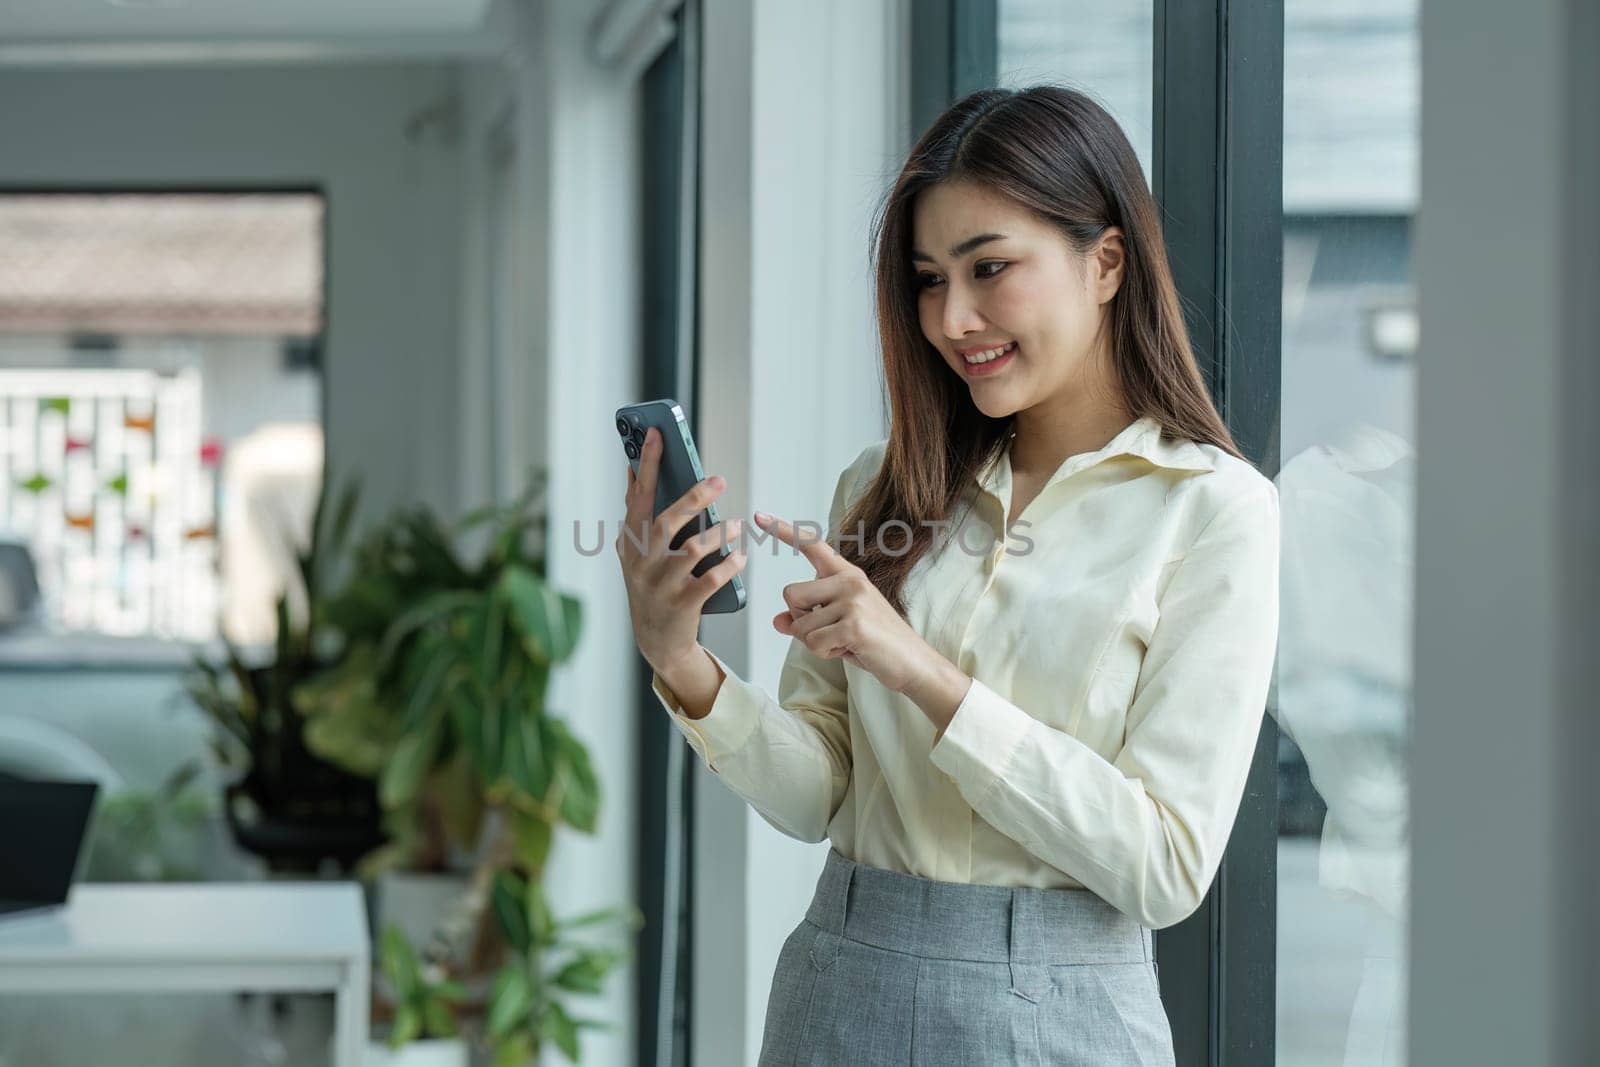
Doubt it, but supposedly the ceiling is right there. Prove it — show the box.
[0,0,507,65]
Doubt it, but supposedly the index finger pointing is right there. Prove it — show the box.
[753,512,850,576]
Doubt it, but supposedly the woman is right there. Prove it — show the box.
[616,85,1279,1066]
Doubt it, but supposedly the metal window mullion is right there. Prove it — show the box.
[635,4,701,1063]
[1153,2,1283,1067]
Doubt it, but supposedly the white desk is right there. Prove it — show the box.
[0,883,370,1066]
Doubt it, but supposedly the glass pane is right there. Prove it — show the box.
[997,0,1154,183]
[1275,2,1418,1064]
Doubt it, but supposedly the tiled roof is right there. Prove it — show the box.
[0,193,323,335]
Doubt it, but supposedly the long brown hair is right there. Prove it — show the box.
[841,85,1244,615]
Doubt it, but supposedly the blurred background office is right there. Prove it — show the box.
[0,1,1591,1066]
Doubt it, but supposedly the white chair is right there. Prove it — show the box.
[0,715,123,791]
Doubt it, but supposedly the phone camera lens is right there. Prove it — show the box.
[616,417,631,436]
[630,427,646,447]
[624,440,639,460]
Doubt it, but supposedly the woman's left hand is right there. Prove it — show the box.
[752,510,939,694]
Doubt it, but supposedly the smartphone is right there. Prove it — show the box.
[615,399,747,615]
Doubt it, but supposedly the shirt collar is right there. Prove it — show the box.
[977,414,1214,503]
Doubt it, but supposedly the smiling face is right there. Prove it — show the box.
[911,178,1126,423]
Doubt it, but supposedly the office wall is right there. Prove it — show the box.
[696,1,909,1062]
[0,62,466,524]
[454,2,648,1062]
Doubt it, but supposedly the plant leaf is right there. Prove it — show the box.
[500,698,529,794]
[492,869,532,954]
[512,814,552,877]
[490,1033,535,1067]
[434,747,485,847]
[518,706,549,797]
[329,478,361,559]
[376,590,480,674]
[500,566,583,665]
[540,1000,581,1062]
[551,947,626,995]
[479,593,506,689]
[485,966,535,1038]
[546,718,600,834]
[354,839,414,881]
[379,712,443,809]
[432,980,469,1002]
[380,923,421,1000]
[449,687,485,770]
[421,996,458,1038]
[299,652,398,777]
[389,1004,422,1048]
[451,500,505,537]
[556,904,644,935]
[527,878,554,947]
[402,636,455,732]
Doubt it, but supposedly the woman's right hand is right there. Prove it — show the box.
[615,426,749,676]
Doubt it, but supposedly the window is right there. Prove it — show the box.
[1274,2,1417,1063]
[914,1,1425,1062]
[918,2,1287,1062]
[0,192,325,647]
[997,0,1154,181]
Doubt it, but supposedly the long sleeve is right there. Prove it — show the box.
[928,483,1281,928]
[650,444,880,843]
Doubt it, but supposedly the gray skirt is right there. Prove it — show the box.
[758,847,1176,1066]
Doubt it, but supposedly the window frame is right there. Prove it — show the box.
[636,2,702,1064]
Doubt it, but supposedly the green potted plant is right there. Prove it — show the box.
[297,470,640,1064]
[183,477,386,875]
[367,922,472,1067]
[80,760,213,883]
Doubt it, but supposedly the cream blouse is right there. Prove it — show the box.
[650,414,1281,929]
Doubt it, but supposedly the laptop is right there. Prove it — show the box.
[0,772,99,918]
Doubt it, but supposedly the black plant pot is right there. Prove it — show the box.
[222,665,386,876]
